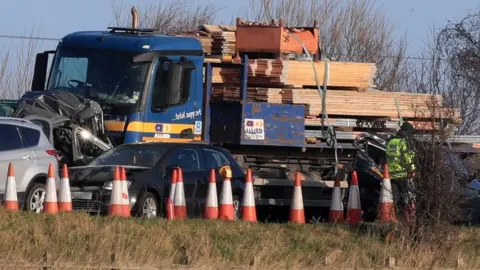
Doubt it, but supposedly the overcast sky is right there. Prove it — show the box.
[0,0,479,55]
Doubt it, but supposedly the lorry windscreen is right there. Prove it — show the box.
[47,46,149,105]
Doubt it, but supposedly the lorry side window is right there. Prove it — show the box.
[151,60,192,110]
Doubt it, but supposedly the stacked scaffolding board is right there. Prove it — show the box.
[198,25,236,59]
[188,20,460,138]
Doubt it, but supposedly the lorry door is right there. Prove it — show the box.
[162,145,205,217]
[142,56,203,143]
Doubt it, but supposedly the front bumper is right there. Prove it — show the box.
[70,186,141,215]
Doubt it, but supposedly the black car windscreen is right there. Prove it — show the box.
[89,145,168,167]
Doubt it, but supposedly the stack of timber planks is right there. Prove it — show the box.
[211,59,377,90]
[210,86,456,120]
[181,21,460,132]
[198,25,236,58]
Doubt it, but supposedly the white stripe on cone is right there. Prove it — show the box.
[291,185,304,210]
[380,176,394,203]
[58,176,72,211]
[174,181,186,206]
[43,171,59,214]
[169,182,176,203]
[45,177,57,203]
[5,176,18,202]
[243,182,255,207]
[204,181,218,219]
[174,169,187,219]
[347,185,361,209]
[220,179,233,205]
[206,182,218,207]
[110,180,124,205]
[121,182,130,206]
[219,177,235,221]
[289,173,306,224]
[330,186,343,211]
[59,177,71,202]
[346,171,362,225]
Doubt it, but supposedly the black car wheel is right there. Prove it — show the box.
[135,192,158,219]
[25,183,46,213]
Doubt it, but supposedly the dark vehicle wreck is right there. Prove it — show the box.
[11,90,113,166]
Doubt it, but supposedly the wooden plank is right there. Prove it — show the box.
[210,86,460,121]
[212,59,377,89]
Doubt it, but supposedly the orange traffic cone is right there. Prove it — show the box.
[174,168,187,219]
[289,171,305,224]
[346,171,362,225]
[329,174,344,223]
[120,167,131,217]
[43,163,58,214]
[219,166,235,221]
[377,164,397,223]
[108,167,130,217]
[166,168,177,220]
[3,163,18,211]
[242,168,257,222]
[58,164,72,212]
[204,169,218,219]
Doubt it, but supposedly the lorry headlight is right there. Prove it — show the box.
[102,180,132,190]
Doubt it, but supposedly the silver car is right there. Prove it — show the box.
[0,117,59,212]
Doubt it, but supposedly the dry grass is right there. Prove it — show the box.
[0,210,477,269]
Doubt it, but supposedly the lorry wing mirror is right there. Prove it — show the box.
[166,63,183,105]
[165,59,195,106]
[31,51,55,91]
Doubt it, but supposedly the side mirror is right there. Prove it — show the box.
[31,51,55,90]
[165,63,183,105]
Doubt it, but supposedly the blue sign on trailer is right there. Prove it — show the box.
[241,103,305,147]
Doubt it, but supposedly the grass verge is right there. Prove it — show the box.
[0,210,478,269]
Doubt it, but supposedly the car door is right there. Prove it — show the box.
[162,145,205,217]
[0,124,35,196]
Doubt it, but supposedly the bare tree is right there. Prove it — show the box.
[0,28,43,99]
[402,12,480,135]
[246,0,409,91]
[111,0,221,33]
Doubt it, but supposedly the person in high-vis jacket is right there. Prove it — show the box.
[386,121,416,222]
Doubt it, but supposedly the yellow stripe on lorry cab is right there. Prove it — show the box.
[127,121,194,134]
[142,136,202,143]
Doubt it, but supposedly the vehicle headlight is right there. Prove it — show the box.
[102,180,133,190]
